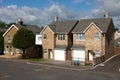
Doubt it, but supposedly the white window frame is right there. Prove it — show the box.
[94,33,100,40]
[7,35,11,42]
[76,33,84,40]
[43,34,47,39]
[58,34,65,40]
[94,50,100,57]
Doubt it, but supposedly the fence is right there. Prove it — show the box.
[93,55,105,65]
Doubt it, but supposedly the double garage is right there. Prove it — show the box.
[54,49,91,62]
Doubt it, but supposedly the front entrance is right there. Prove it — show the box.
[10,45,13,55]
[48,49,53,59]
[88,50,93,61]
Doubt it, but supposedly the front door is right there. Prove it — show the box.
[10,45,13,55]
[48,49,53,59]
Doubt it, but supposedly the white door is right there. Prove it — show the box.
[54,50,65,61]
[72,50,85,62]
[89,52,93,61]
[50,51,53,59]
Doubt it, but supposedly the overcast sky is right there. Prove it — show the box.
[0,0,120,28]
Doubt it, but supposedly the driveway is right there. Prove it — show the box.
[94,54,120,73]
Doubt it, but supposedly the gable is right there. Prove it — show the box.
[40,25,54,34]
[83,22,103,33]
[3,24,18,37]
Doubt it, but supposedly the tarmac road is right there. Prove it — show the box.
[0,58,120,80]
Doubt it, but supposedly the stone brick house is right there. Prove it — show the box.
[72,18,115,63]
[114,29,120,54]
[3,18,42,57]
[40,16,78,60]
[41,16,115,64]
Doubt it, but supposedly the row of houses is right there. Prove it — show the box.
[2,11,119,64]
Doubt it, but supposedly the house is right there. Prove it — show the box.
[41,13,115,64]
[114,29,120,54]
[72,18,115,64]
[40,16,79,61]
[114,29,120,47]
[3,18,42,57]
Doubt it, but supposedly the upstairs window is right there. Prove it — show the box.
[43,34,47,39]
[94,33,100,40]
[38,36,42,40]
[7,35,11,42]
[58,34,65,40]
[76,33,84,40]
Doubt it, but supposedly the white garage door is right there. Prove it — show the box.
[72,50,85,62]
[54,50,65,61]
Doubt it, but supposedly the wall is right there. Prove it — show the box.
[4,26,18,55]
[42,27,54,59]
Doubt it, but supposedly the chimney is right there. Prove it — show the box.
[54,15,58,22]
[18,18,23,25]
[105,10,109,18]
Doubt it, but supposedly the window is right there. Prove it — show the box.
[94,50,100,57]
[117,41,120,47]
[16,49,20,53]
[43,34,47,39]
[7,35,11,42]
[44,49,47,53]
[76,33,84,40]
[94,33,100,40]
[58,34,65,40]
[38,36,42,40]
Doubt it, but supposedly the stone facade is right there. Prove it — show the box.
[42,18,115,63]
[73,22,115,63]
[41,26,72,60]
[42,26,55,59]
[3,25,18,55]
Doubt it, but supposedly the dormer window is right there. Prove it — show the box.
[58,34,65,40]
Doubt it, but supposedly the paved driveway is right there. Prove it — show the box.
[94,54,120,73]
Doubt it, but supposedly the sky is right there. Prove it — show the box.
[0,0,120,28]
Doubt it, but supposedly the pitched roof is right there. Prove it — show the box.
[3,24,42,37]
[72,18,112,33]
[50,20,78,34]
[15,24,42,34]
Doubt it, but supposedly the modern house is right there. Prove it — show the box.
[114,29,120,54]
[40,16,79,61]
[72,18,115,63]
[41,13,115,64]
[3,18,42,57]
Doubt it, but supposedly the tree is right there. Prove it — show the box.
[0,31,4,50]
[7,22,16,28]
[0,21,6,28]
[12,28,35,58]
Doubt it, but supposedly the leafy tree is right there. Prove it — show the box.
[0,21,6,28]
[7,22,16,28]
[0,31,4,50]
[12,28,35,58]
